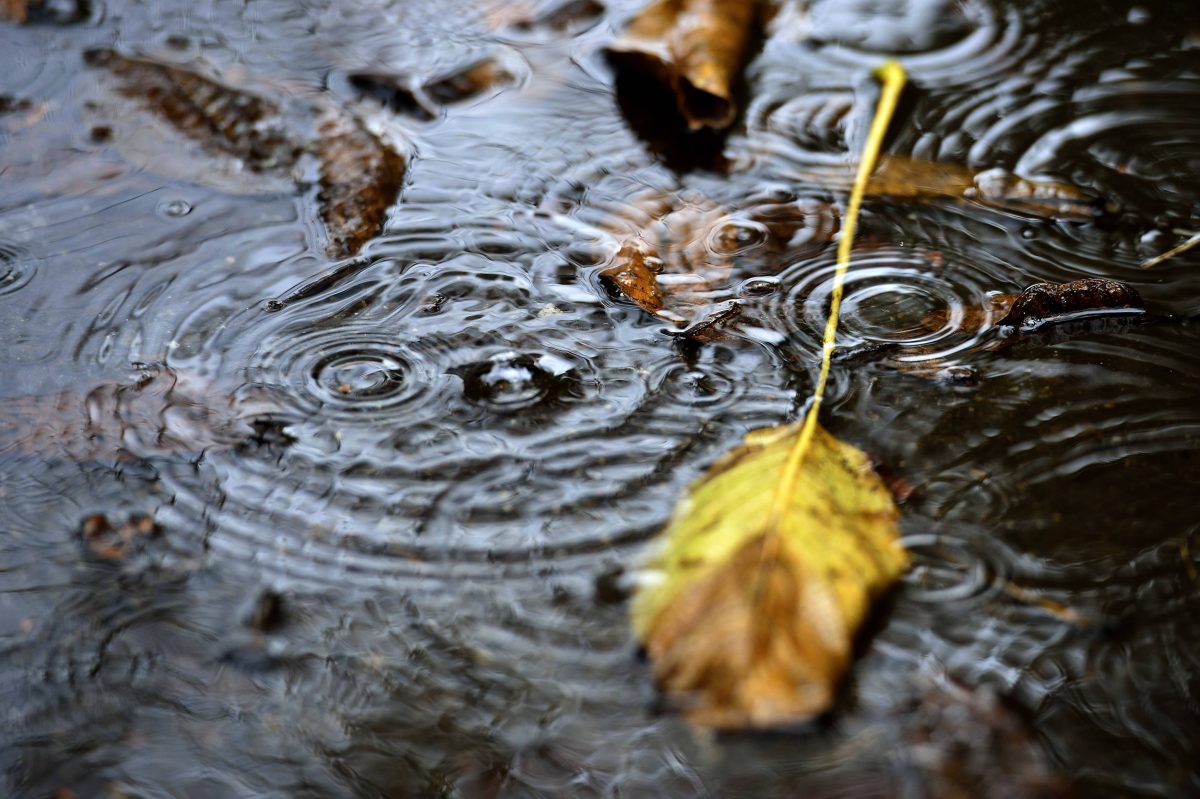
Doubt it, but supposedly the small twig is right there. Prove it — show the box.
[999,581,1091,628]
[1141,231,1200,269]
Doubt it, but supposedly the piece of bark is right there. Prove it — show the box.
[884,279,1148,381]
[424,57,517,106]
[606,0,763,130]
[348,73,437,121]
[315,108,406,258]
[997,278,1144,329]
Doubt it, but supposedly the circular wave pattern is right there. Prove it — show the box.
[0,242,35,297]
[153,244,795,586]
[768,244,1004,363]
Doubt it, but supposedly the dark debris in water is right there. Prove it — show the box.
[80,513,160,561]
[998,278,1145,330]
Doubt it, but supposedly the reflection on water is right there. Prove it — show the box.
[1,0,1199,795]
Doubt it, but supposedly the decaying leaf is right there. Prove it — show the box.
[598,196,836,339]
[84,50,406,256]
[869,157,1103,220]
[631,62,909,729]
[597,157,1100,341]
[315,107,407,258]
[607,0,764,130]
[632,422,908,727]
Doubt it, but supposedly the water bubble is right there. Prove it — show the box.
[736,276,781,298]
[157,199,193,218]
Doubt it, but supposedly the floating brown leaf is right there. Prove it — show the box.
[315,107,406,258]
[598,196,835,339]
[597,159,1099,342]
[607,0,763,130]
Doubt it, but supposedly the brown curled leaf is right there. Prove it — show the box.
[997,278,1144,329]
[315,108,407,258]
[606,0,763,130]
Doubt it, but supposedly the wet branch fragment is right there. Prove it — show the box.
[85,49,405,257]
[607,0,764,130]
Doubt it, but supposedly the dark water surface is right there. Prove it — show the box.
[2,0,1200,796]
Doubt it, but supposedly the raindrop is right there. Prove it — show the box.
[455,351,572,412]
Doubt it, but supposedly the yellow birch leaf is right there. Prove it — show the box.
[630,61,910,729]
[631,422,909,728]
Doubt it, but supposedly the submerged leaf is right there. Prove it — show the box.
[607,0,763,130]
[84,49,303,173]
[632,422,908,727]
[85,49,406,256]
[869,156,1103,220]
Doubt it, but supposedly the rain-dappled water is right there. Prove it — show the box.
[2,0,1200,795]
